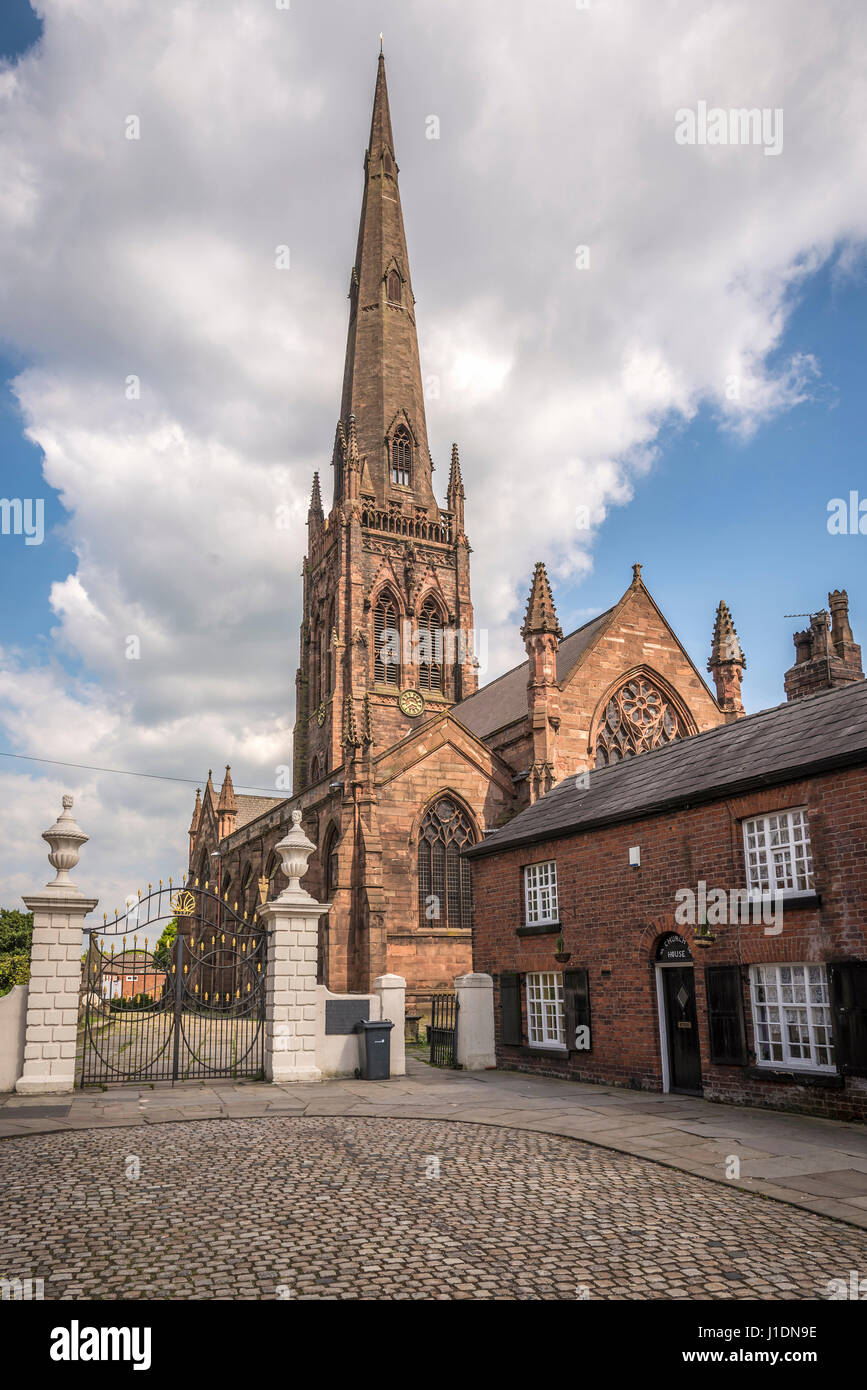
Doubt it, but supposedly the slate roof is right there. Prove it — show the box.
[451,608,613,738]
[234,794,286,830]
[466,679,867,859]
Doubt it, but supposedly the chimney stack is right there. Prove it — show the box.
[784,590,864,700]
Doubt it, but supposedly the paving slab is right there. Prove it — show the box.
[780,1169,867,1198]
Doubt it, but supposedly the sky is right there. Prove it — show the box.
[0,0,865,920]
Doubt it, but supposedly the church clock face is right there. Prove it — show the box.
[316,701,327,726]
[398,688,425,718]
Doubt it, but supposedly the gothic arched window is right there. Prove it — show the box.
[239,864,255,917]
[417,797,475,930]
[418,597,444,692]
[265,852,281,897]
[386,269,401,304]
[391,426,411,486]
[594,675,681,768]
[324,828,339,897]
[374,590,400,686]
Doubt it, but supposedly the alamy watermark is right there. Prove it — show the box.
[827,492,867,535]
[675,102,783,157]
[826,1270,867,1300]
[675,880,783,935]
[1,1276,44,1300]
[0,498,44,545]
[377,622,487,676]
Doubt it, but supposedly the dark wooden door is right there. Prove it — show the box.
[663,966,702,1094]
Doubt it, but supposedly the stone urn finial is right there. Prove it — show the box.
[272,807,316,900]
[42,794,88,891]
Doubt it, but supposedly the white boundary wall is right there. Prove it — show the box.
[0,984,28,1091]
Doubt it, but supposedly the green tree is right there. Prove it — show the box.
[153,917,179,968]
[0,909,33,997]
[0,909,33,954]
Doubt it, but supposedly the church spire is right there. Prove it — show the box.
[336,51,436,513]
[367,49,395,162]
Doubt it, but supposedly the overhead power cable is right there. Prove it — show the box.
[0,750,286,797]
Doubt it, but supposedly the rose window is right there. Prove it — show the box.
[594,678,681,767]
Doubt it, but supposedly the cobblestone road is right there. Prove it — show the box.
[2,1116,865,1300]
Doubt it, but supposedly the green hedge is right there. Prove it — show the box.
[0,952,30,998]
[108,992,155,1011]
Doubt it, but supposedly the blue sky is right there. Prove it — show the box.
[1,0,865,910]
[572,259,867,713]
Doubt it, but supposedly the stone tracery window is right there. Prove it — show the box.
[594,676,681,768]
[417,798,475,929]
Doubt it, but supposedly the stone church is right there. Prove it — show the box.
[187,52,764,1001]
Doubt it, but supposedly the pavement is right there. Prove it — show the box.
[3,1056,867,1231]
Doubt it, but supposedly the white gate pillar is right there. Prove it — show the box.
[260,808,329,1084]
[454,972,496,1071]
[373,973,406,1077]
[17,796,98,1095]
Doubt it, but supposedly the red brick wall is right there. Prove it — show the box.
[471,763,867,1121]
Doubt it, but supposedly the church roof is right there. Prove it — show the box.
[233,794,285,830]
[451,607,613,738]
[466,678,867,859]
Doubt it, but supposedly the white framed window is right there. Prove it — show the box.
[526,972,565,1049]
[749,964,835,1072]
[743,808,814,897]
[524,861,559,925]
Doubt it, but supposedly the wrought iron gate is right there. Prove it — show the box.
[429,992,459,1068]
[78,879,267,1085]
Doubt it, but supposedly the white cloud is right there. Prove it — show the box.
[1,0,866,907]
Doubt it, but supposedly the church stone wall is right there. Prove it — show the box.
[553,586,724,779]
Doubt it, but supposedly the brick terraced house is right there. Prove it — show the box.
[186,51,824,1005]
[466,670,867,1122]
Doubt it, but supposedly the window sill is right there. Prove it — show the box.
[518,1045,568,1059]
[516,922,562,938]
[776,892,822,911]
[746,1065,842,1089]
[746,891,821,911]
